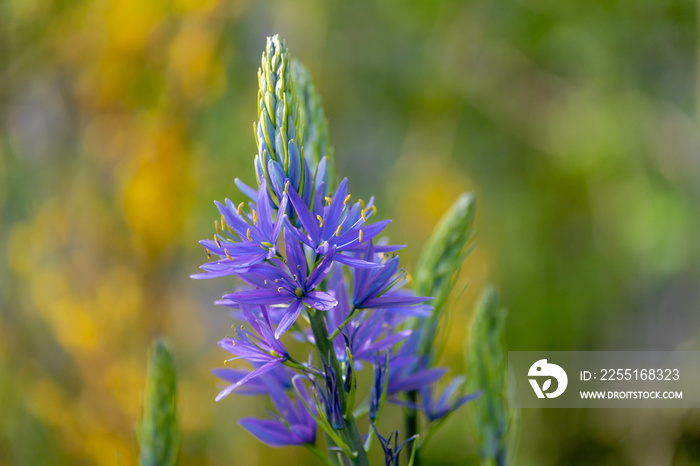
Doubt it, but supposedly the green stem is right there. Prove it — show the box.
[307,308,370,466]
[328,306,359,341]
[306,444,335,466]
[406,390,421,466]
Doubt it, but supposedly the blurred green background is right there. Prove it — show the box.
[2,0,700,464]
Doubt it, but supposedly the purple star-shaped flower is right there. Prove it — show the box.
[214,305,289,400]
[222,228,337,338]
[192,181,287,279]
[285,178,398,268]
[352,241,432,310]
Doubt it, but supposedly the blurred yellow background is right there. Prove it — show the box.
[1,0,699,464]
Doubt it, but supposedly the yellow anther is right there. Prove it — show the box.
[317,215,324,227]
[225,250,233,260]
[223,360,229,366]
[205,249,212,259]
[253,209,258,226]
[358,199,366,209]
[215,220,220,234]
[344,194,351,205]
[359,230,364,243]
[325,196,332,205]
[361,209,367,222]
[221,214,227,230]
[371,205,377,215]
[278,286,284,292]
[274,279,279,283]
[246,228,252,241]
[284,180,290,193]
[264,280,268,284]
[237,202,244,215]
[214,236,221,247]
[336,226,342,237]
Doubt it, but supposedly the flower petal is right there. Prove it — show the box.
[333,253,382,269]
[287,185,320,241]
[275,300,303,339]
[225,288,293,305]
[215,359,283,401]
[239,418,305,447]
[306,248,335,290]
[304,291,338,311]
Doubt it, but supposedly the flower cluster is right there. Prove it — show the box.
[193,35,478,465]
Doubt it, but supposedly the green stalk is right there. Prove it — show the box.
[307,309,369,466]
[138,339,179,466]
[467,287,518,466]
[414,192,476,360]
[405,192,476,465]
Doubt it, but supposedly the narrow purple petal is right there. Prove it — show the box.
[333,253,383,269]
[283,217,315,248]
[388,367,447,395]
[190,270,236,279]
[304,291,338,311]
[256,181,273,238]
[322,178,347,238]
[275,300,303,339]
[235,178,258,202]
[225,288,293,305]
[363,330,413,354]
[284,228,307,282]
[239,418,306,447]
[306,249,335,290]
[272,194,288,239]
[361,295,433,309]
[287,185,320,241]
[215,359,283,401]
[211,369,270,395]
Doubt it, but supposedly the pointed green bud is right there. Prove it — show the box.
[256,35,303,168]
[414,192,476,359]
[138,339,179,466]
[293,59,335,189]
[467,286,518,466]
